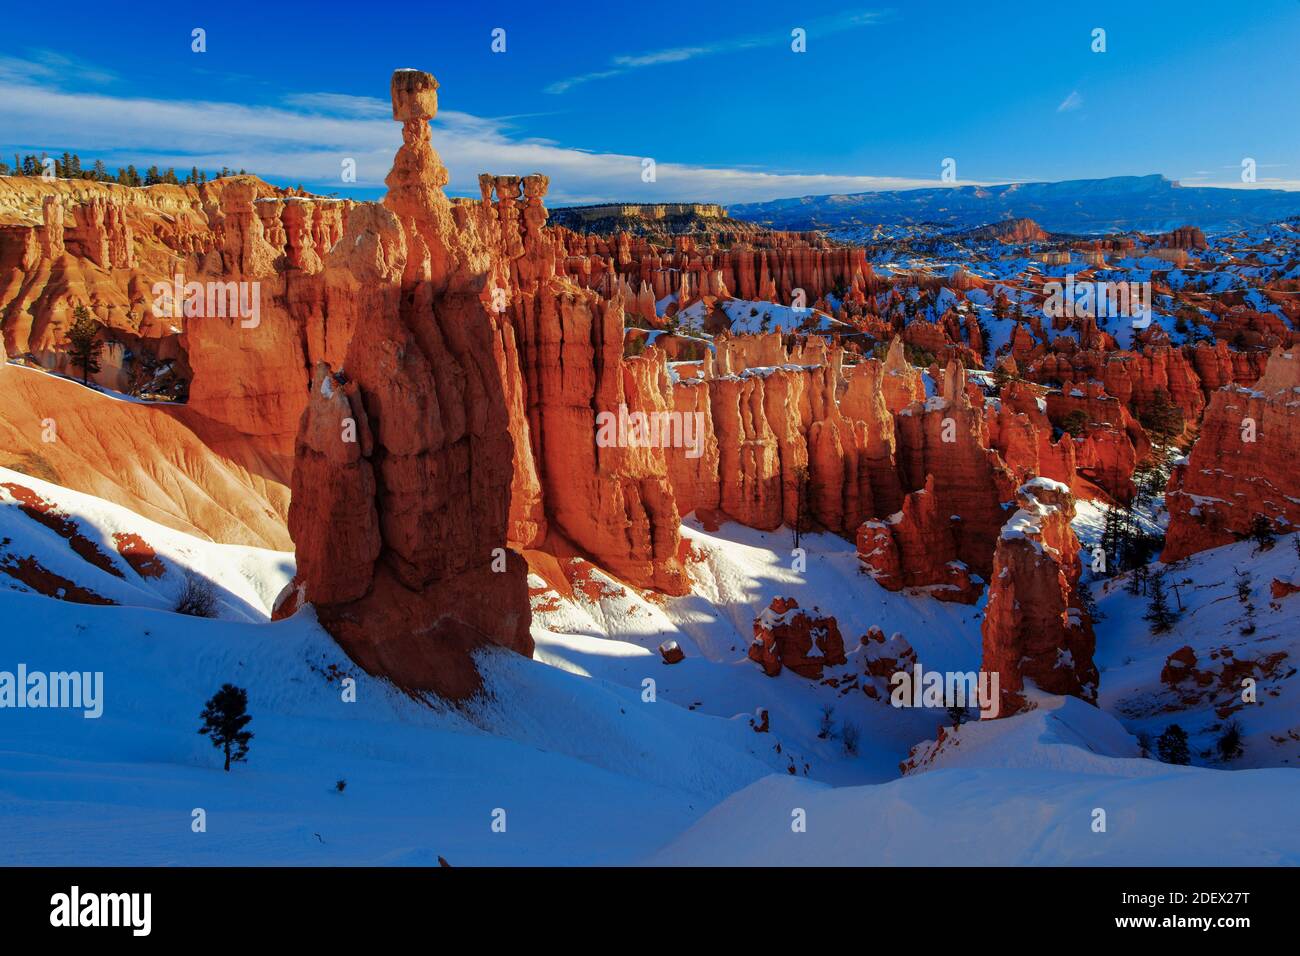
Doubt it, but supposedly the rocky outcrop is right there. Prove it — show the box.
[658,639,685,664]
[859,625,918,703]
[980,478,1097,716]
[1164,347,1300,560]
[749,597,847,679]
[1158,225,1208,250]
[856,475,982,602]
[1159,643,1289,718]
[1272,576,1300,600]
[885,361,1018,589]
[287,70,533,700]
[985,379,1076,489]
[514,285,688,594]
[878,336,925,414]
[964,218,1049,244]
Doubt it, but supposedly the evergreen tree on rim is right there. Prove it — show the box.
[66,305,103,386]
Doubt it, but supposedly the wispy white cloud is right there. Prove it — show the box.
[281,92,389,117]
[0,49,117,86]
[1056,90,1083,113]
[546,10,884,94]
[0,74,961,204]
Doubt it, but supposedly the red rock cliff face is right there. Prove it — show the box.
[288,70,533,700]
[501,175,688,594]
[980,478,1097,717]
[0,173,359,480]
[1164,346,1300,561]
[890,362,1018,582]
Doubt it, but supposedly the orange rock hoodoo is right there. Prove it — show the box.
[1163,346,1300,560]
[980,478,1097,717]
[288,69,533,699]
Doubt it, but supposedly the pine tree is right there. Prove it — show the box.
[1156,724,1190,765]
[1139,387,1184,447]
[990,361,1013,393]
[792,463,810,550]
[1101,503,1134,576]
[1144,569,1177,633]
[1126,561,1149,596]
[91,159,108,182]
[1061,409,1089,438]
[1249,514,1275,552]
[65,306,103,386]
[1100,505,1120,571]
[1077,579,1103,622]
[198,684,254,772]
[1216,720,1244,762]
[975,315,991,360]
[992,290,1009,321]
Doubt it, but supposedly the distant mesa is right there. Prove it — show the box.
[549,202,763,237]
[729,174,1300,234]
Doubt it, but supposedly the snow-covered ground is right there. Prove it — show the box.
[0,466,292,620]
[2,471,1298,865]
[1092,537,1300,769]
[530,516,985,785]
[674,298,851,336]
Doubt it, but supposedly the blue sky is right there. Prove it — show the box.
[2,0,1297,204]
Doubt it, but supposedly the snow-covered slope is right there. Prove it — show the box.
[529,516,986,785]
[3,472,1298,866]
[649,758,1300,866]
[1092,537,1300,769]
[0,588,780,865]
[0,465,291,621]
